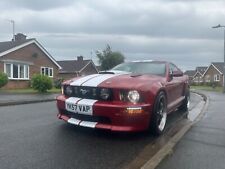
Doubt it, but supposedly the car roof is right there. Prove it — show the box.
[131,60,153,62]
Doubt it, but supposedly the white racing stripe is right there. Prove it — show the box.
[65,73,122,128]
[67,118,97,128]
[65,97,81,104]
[68,118,81,125]
[82,74,119,87]
[79,121,97,128]
[70,74,101,86]
[78,99,97,106]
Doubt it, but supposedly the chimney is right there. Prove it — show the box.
[14,33,27,41]
[77,56,83,61]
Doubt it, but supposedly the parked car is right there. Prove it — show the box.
[56,61,189,135]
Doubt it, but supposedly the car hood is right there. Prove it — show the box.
[99,73,166,90]
[66,73,166,90]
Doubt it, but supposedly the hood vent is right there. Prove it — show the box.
[130,73,142,77]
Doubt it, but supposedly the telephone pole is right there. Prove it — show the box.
[6,19,15,41]
[212,24,225,93]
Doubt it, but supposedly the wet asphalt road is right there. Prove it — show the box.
[156,91,225,169]
[0,93,200,169]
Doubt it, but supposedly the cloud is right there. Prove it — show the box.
[0,0,225,70]
[0,0,74,11]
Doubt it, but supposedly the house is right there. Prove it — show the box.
[96,65,102,72]
[184,70,196,84]
[57,56,98,80]
[203,62,224,86]
[0,33,61,89]
[192,66,207,84]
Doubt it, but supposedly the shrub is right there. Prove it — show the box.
[205,82,212,86]
[54,78,64,89]
[31,74,53,93]
[0,72,8,88]
[211,82,219,89]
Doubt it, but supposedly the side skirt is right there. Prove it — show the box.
[167,96,185,113]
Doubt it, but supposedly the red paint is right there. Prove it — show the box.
[56,61,189,132]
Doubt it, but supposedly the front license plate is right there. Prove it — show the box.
[66,103,92,115]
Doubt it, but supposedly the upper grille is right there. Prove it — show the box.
[63,85,113,101]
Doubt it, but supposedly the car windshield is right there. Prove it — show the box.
[111,62,166,76]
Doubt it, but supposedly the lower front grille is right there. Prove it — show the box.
[61,109,111,124]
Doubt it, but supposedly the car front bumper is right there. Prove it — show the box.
[56,95,152,132]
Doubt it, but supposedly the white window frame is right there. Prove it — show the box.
[4,63,29,80]
[40,67,54,77]
[214,74,220,82]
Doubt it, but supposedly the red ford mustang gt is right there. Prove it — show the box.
[56,61,189,135]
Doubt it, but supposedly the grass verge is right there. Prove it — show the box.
[191,85,223,92]
[0,88,61,94]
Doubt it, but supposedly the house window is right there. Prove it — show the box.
[13,64,18,78]
[205,75,210,82]
[41,67,53,77]
[214,74,220,82]
[4,63,29,80]
[5,64,11,77]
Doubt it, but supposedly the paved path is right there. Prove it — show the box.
[156,91,225,169]
[0,92,59,106]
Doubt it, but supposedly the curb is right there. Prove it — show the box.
[189,90,209,123]
[140,91,209,169]
[0,98,56,107]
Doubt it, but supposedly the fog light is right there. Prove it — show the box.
[126,107,143,114]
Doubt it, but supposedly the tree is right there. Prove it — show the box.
[96,44,125,70]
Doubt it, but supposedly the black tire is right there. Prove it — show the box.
[150,91,167,136]
[179,90,190,111]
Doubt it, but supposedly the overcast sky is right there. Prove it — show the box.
[0,0,225,70]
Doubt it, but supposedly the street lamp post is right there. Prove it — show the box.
[212,24,225,93]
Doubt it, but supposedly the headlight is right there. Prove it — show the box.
[64,86,73,96]
[99,88,110,100]
[127,90,140,103]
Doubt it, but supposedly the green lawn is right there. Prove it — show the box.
[0,88,61,94]
[191,85,223,92]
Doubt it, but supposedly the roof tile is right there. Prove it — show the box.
[57,60,91,73]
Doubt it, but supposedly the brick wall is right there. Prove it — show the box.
[204,65,223,86]
[58,73,78,80]
[58,62,98,80]
[80,62,98,76]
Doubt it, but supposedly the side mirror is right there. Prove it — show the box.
[169,70,174,81]
[173,71,183,77]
